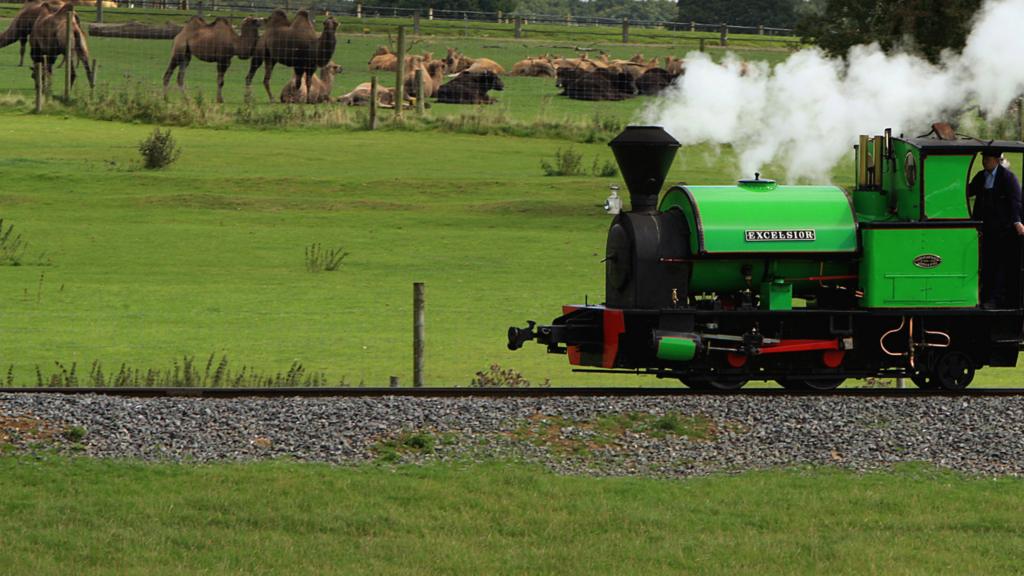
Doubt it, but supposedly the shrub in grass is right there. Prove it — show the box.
[305,243,349,272]
[138,128,181,169]
[0,219,27,265]
[470,364,549,387]
[591,156,618,177]
[540,147,585,176]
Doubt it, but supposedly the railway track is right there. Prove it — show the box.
[2,387,1024,398]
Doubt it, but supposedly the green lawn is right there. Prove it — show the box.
[0,456,1022,575]
[0,111,1020,387]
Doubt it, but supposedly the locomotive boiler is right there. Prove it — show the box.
[507,126,1024,391]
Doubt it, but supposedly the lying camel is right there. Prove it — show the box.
[280,61,342,103]
[245,10,337,103]
[509,57,555,77]
[337,81,414,108]
[436,70,503,104]
[162,16,261,103]
[404,58,446,100]
[0,0,63,66]
[30,2,94,92]
[465,57,505,75]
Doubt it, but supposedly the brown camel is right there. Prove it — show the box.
[29,2,94,93]
[0,0,64,67]
[245,10,337,103]
[404,58,446,100]
[161,16,261,104]
[280,61,342,103]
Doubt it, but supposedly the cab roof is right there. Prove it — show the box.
[902,136,1024,155]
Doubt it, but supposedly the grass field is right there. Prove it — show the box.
[0,110,1020,387]
[0,456,1022,574]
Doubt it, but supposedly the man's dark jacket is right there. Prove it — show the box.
[969,164,1023,234]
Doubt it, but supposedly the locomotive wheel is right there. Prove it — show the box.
[910,373,940,389]
[776,378,845,391]
[682,377,748,391]
[932,352,975,391]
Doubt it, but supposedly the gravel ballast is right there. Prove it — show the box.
[2,392,1023,477]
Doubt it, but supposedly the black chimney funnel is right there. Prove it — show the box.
[608,126,680,213]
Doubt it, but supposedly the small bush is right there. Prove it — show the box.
[541,147,585,176]
[138,128,181,170]
[0,219,27,265]
[305,243,349,272]
[592,156,619,177]
[470,364,549,388]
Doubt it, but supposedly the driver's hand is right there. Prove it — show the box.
[1015,222,1024,236]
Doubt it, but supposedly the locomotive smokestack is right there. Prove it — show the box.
[608,126,680,212]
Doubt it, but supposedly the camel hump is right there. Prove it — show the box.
[266,9,289,26]
[211,17,231,27]
[184,15,206,27]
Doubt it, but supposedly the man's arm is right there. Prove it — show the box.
[1008,171,1024,235]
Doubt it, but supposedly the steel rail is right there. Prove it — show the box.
[2,387,1024,399]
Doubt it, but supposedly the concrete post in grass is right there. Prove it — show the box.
[64,8,72,101]
[621,17,629,43]
[428,7,433,20]
[514,16,522,39]
[720,23,728,46]
[356,3,362,18]
[413,282,425,387]
[395,26,405,119]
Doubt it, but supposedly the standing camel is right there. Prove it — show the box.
[0,0,64,67]
[162,16,261,104]
[29,2,94,93]
[245,10,337,103]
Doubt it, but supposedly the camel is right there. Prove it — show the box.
[369,49,432,73]
[337,81,413,108]
[245,10,337,103]
[0,0,64,66]
[664,56,686,76]
[403,58,446,100]
[509,57,555,77]
[29,2,94,93]
[280,61,342,103]
[465,57,505,75]
[161,16,261,104]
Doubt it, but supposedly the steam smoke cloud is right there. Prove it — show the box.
[643,0,1024,182]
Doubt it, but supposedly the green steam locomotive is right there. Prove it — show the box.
[508,126,1024,391]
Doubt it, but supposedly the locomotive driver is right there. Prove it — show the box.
[969,151,1024,308]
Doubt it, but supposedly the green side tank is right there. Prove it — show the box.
[660,180,858,308]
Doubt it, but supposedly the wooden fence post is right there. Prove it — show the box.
[497,10,501,23]
[64,8,72,101]
[90,58,96,97]
[621,17,629,43]
[34,61,43,113]
[413,10,420,34]
[720,23,728,46]
[758,24,764,35]
[415,68,425,114]
[413,282,425,388]
[690,21,695,32]
[514,16,522,39]
[369,75,378,130]
[356,3,361,18]
[428,7,433,20]
[196,0,203,19]
[96,0,103,23]
[395,26,405,119]
[389,376,399,387]
[699,38,705,52]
